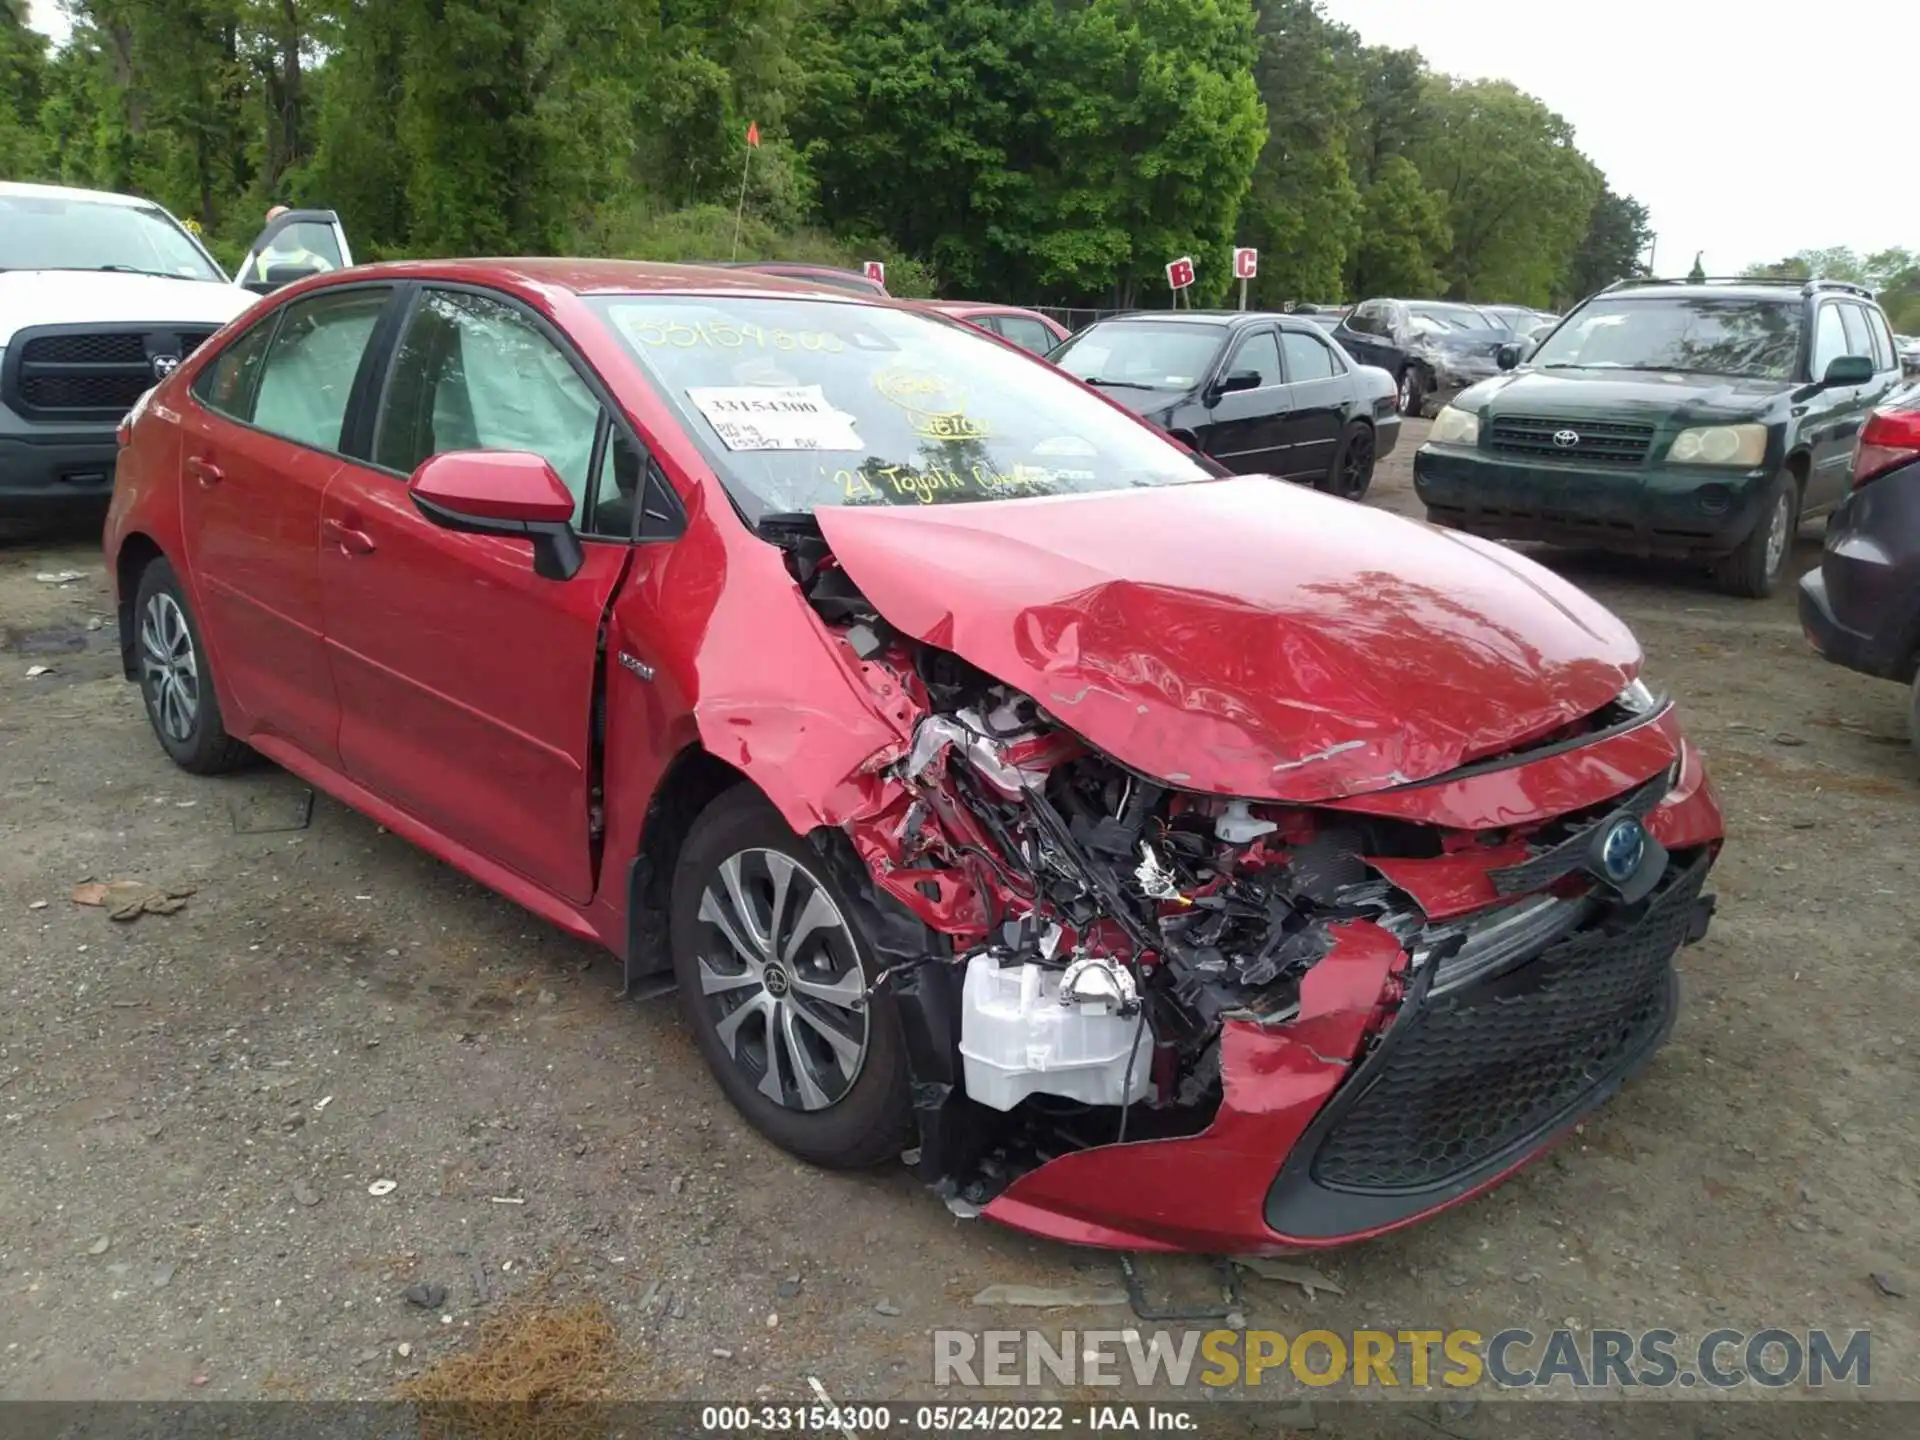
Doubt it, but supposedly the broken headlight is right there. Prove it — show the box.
[1615,677,1660,716]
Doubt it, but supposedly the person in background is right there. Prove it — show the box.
[249,204,335,285]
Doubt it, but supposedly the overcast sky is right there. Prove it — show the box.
[1320,0,1919,273]
[28,0,1919,274]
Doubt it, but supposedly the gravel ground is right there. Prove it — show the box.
[2,421,1917,1418]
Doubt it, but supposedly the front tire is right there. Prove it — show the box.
[1323,421,1377,500]
[132,557,251,774]
[670,786,911,1169]
[1712,472,1797,599]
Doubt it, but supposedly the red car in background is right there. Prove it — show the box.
[919,300,1071,356]
[105,259,1724,1254]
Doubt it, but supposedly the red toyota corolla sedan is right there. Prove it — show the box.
[105,259,1726,1255]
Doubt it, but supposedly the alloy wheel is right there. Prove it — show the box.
[1763,492,1792,578]
[1398,373,1414,413]
[139,592,200,744]
[694,848,869,1112]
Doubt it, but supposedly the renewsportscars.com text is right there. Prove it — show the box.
[933,1327,1872,1390]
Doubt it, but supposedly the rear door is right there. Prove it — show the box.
[988,312,1065,357]
[317,284,637,904]
[1199,325,1291,475]
[1335,302,1389,369]
[236,210,354,296]
[177,284,395,766]
[1276,326,1351,481]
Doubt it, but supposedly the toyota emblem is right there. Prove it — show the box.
[151,355,181,378]
[1552,428,1581,449]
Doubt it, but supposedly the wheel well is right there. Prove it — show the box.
[1786,450,1811,494]
[1168,429,1199,449]
[622,745,748,983]
[114,533,165,680]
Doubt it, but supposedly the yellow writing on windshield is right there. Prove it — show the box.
[832,461,1059,506]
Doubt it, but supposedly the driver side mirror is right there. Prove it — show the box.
[1821,354,1875,389]
[408,451,584,581]
[1209,369,1263,404]
[1496,342,1527,372]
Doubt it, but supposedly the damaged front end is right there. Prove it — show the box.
[768,515,1724,1255]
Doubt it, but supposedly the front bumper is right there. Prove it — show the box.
[1415,444,1774,557]
[978,715,1727,1254]
[0,403,119,513]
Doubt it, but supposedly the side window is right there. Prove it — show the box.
[1228,330,1284,388]
[376,288,601,527]
[1866,308,1897,372]
[997,316,1057,355]
[1811,304,1849,378]
[1839,304,1873,362]
[1281,328,1338,381]
[191,315,278,423]
[250,287,389,451]
[1347,304,1382,337]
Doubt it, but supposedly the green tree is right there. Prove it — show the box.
[1239,0,1360,306]
[1563,186,1652,301]
[1686,252,1706,283]
[1408,77,1600,305]
[1348,153,1449,297]
[0,0,49,178]
[796,0,1264,306]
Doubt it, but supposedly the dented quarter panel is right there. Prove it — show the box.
[980,921,1407,1255]
[815,478,1643,804]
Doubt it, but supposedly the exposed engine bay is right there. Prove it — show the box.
[765,516,1685,1212]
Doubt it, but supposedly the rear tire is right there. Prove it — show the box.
[1711,472,1797,599]
[670,786,911,1170]
[1323,421,1377,500]
[1397,367,1425,417]
[132,557,252,774]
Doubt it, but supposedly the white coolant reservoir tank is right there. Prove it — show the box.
[1216,799,1278,843]
[959,956,1151,1112]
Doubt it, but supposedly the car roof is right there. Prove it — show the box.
[923,299,1039,317]
[1599,284,1814,304]
[1084,310,1316,330]
[0,180,158,208]
[320,257,875,298]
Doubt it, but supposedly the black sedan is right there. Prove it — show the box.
[1050,311,1401,500]
[1331,299,1513,417]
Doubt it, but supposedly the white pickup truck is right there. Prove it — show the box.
[1,182,352,519]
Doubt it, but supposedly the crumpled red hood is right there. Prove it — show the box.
[814,478,1641,803]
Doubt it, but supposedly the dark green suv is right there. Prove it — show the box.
[1414,279,1907,597]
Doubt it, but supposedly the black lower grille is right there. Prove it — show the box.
[1489,415,1654,466]
[1308,856,1704,1194]
[7,326,217,418]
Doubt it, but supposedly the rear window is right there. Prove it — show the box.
[1530,296,1805,380]
[592,295,1205,522]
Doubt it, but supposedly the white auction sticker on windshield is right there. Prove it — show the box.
[687,385,863,452]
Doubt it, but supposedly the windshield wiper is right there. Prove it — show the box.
[85,264,199,280]
[1078,377,1160,390]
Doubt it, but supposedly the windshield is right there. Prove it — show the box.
[1051,322,1226,390]
[1410,304,1495,332]
[1530,297,1804,379]
[594,296,1208,521]
[0,194,225,281]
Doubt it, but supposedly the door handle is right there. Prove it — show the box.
[185,455,223,487]
[322,518,376,555]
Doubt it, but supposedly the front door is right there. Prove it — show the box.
[1277,326,1350,481]
[318,285,635,904]
[177,284,393,766]
[236,209,354,296]
[1200,326,1291,475]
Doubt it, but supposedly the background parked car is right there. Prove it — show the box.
[920,300,1070,356]
[1,182,347,520]
[1050,310,1399,498]
[1799,382,1920,754]
[1417,278,1908,598]
[1481,304,1559,339]
[1899,334,1920,379]
[707,261,888,298]
[1332,298,1511,416]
